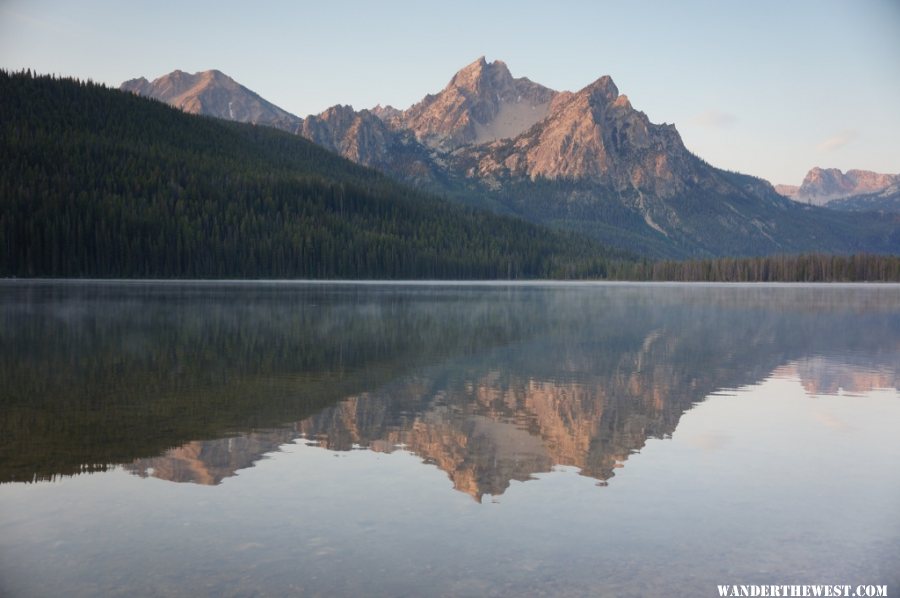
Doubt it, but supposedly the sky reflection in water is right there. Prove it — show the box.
[1,281,898,597]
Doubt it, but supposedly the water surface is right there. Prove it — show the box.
[1,281,898,596]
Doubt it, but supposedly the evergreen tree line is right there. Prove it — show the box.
[0,70,623,279]
[609,253,900,282]
[2,71,898,282]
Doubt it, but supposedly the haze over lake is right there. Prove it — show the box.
[1,281,898,597]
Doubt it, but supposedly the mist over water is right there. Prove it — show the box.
[1,281,898,596]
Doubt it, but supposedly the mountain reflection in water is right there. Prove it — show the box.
[127,355,898,499]
[2,282,883,498]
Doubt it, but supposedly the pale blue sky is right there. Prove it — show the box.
[1,0,898,185]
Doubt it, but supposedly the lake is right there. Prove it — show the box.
[1,281,898,597]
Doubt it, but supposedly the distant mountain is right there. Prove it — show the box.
[799,167,898,205]
[121,69,302,133]
[774,184,800,199]
[775,167,900,212]
[119,62,900,258]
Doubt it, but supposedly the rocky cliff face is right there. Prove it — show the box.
[118,64,724,203]
[454,75,695,197]
[392,56,557,151]
[298,105,440,183]
[121,69,303,133]
[793,167,899,205]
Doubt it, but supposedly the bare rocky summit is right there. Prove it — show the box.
[795,167,898,205]
[454,75,692,196]
[121,69,302,133]
[391,56,558,150]
[775,167,900,211]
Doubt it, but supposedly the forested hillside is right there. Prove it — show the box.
[0,71,624,279]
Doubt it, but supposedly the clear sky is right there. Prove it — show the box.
[1,0,898,185]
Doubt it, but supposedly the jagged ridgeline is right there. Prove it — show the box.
[0,71,627,279]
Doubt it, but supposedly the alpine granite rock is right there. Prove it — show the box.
[298,105,442,184]
[776,167,900,211]
[799,167,897,204]
[454,75,692,192]
[388,56,558,151]
[121,69,303,133]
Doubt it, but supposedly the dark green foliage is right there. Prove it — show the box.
[0,70,624,279]
[613,253,900,282]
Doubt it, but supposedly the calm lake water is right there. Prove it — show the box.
[1,281,899,597]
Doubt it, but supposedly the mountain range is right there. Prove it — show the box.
[776,167,900,211]
[3,70,621,279]
[122,59,900,258]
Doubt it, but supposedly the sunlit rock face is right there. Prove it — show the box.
[793,167,899,206]
[299,105,443,185]
[121,69,303,133]
[454,75,698,198]
[394,56,558,151]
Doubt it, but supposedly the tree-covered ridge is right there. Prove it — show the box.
[0,70,626,279]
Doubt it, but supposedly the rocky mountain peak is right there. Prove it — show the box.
[456,72,694,200]
[448,56,513,93]
[398,57,557,150]
[119,68,303,133]
[795,167,899,205]
[316,104,358,123]
[371,104,402,123]
[582,75,620,103]
[120,76,151,95]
